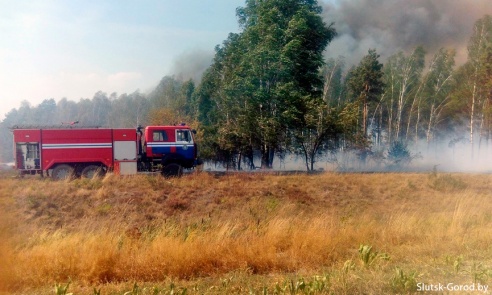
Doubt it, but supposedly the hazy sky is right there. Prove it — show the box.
[0,0,249,120]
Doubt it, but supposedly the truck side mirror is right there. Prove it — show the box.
[192,129,197,134]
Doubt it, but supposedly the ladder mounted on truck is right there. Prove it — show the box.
[10,124,102,130]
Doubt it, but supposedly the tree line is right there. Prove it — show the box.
[1,0,491,172]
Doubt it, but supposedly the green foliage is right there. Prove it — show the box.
[348,49,385,103]
[358,244,390,267]
[453,255,463,273]
[390,267,418,293]
[382,47,426,142]
[347,49,385,138]
[54,281,72,295]
[196,0,336,168]
[468,15,492,69]
[342,260,355,273]
[422,48,456,142]
[470,262,492,284]
[387,141,411,166]
[322,57,346,106]
[444,255,464,274]
[290,102,346,171]
[270,275,331,294]
[358,244,377,267]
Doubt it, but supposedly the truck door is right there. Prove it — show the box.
[175,129,194,166]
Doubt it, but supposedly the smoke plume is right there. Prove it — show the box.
[322,0,492,65]
[169,49,214,83]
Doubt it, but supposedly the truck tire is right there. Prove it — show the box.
[162,163,183,178]
[81,165,104,179]
[51,164,75,180]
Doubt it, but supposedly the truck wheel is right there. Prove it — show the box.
[51,164,75,180]
[162,163,183,178]
[81,165,104,179]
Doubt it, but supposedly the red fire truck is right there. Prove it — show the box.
[12,124,201,179]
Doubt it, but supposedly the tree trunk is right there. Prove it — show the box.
[426,104,435,145]
[305,151,310,172]
[470,82,477,158]
[378,104,383,146]
[310,151,315,171]
[396,87,405,141]
[387,97,393,145]
[415,101,421,144]
[362,96,368,137]
[261,145,274,169]
[238,151,242,171]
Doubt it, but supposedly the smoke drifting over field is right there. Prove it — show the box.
[257,140,492,173]
[321,0,492,65]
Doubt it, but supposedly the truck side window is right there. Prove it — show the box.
[153,131,168,142]
[176,130,191,142]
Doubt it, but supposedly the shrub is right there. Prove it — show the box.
[387,141,411,166]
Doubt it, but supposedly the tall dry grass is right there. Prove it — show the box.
[2,172,492,293]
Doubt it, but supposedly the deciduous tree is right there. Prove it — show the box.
[197,0,336,169]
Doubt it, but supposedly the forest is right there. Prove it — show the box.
[1,0,491,172]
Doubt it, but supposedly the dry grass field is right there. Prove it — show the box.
[1,170,492,294]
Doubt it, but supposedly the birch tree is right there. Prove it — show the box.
[466,15,492,154]
[422,49,456,144]
[383,47,425,143]
[322,57,345,107]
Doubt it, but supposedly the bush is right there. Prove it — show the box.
[387,141,411,165]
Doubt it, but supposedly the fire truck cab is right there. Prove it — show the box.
[12,125,201,179]
[137,125,200,176]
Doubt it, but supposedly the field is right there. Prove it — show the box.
[1,170,492,294]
